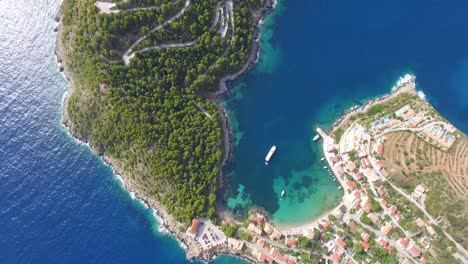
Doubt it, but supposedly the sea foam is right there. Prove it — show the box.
[417,90,427,101]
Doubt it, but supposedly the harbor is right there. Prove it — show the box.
[315,127,348,195]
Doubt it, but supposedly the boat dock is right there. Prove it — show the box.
[316,128,347,194]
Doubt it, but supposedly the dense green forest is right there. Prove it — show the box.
[61,0,265,223]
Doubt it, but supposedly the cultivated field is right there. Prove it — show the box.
[382,131,468,247]
[383,131,467,196]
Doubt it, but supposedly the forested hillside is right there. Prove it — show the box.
[60,0,265,223]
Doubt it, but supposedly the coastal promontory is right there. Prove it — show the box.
[57,0,272,259]
[56,0,468,262]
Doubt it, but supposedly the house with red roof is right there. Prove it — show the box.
[402,109,416,121]
[360,157,369,168]
[270,248,281,259]
[377,144,384,155]
[285,237,298,248]
[398,237,410,248]
[386,245,393,253]
[187,218,201,238]
[321,221,332,232]
[258,253,267,262]
[361,232,371,242]
[360,241,370,251]
[336,238,347,249]
[376,160,384,170]
[389,205,401,221]
[355,172,363,181]
[331,253,342,263]
[377,186,385,196]
[408,245,421,258]
[353,198,362,209]
[346,180,356,191]
[364,202,372,213]
[347,162,357,173]
[333,155,341,164]
[420,257,428,264]
[377,237,388,247]
[380,199,388,207]
[353,190,361,199]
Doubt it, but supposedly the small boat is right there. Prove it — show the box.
[265,145,277,165]
[338,186,342,190]
[281,190,285,197]
[321,157,325,161]
[313,134,320,141]
[333,178,336,181]
[323,166,327,169]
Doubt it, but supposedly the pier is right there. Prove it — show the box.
[315,128,348,195]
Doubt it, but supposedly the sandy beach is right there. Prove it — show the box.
[275,202,344,233]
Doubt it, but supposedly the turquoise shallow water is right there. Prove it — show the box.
[223,0,468,225]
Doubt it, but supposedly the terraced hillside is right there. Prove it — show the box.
[383,131,468,247]
[59,0,268,223]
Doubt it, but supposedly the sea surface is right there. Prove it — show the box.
[1,0,468,263]
[0,0,243,263]
[223,0,468,225]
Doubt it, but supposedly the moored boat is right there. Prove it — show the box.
[265,145,277,165]
[313,134,320,141]
[281,190,285,197]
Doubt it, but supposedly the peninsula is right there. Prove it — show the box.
[55,0,467,263]
[56,0,278,261]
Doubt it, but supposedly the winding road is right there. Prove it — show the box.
[121,0,235,65]
[122,0,192,64]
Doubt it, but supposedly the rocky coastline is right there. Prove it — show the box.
[328,74,417,135]
[213,0,276,205]
[55,0,276,262]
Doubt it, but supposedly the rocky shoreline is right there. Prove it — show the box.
[213,0,276,205]
[328,74,417,135]
[55,0,276,262]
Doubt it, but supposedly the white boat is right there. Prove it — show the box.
[265,145,277,165]
[338,186,342,190]
[321,157,325,161]
[323,166,327,169]
[281,190,285,197]
[333,178,336,181]
[313,134,320,141]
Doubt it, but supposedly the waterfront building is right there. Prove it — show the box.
[187,218,201,238]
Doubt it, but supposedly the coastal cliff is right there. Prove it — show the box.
[56,0,275,261]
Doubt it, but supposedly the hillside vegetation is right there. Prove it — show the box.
[383,131,468,248]
[60,0,265,223]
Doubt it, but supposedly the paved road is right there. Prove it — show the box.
[383,178,468,259]
[352,215,417,263]
[123,0,191,64]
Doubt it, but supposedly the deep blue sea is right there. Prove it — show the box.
[1,0,467,263]
[223,0,468,226]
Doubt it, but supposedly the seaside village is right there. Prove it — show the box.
[183,76,460,264]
